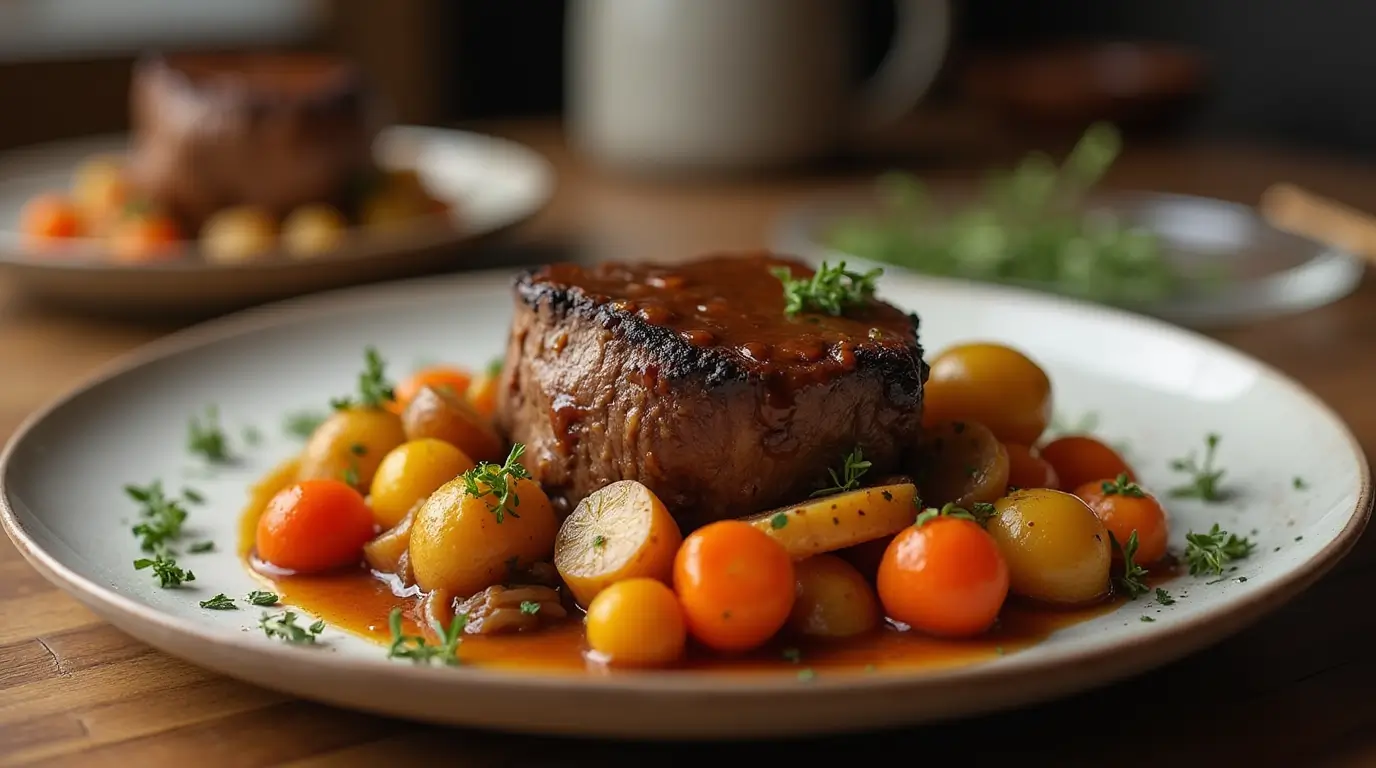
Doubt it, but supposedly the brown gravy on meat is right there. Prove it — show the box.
[530,254,919,385]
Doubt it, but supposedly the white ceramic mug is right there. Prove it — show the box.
[566,0,950,173]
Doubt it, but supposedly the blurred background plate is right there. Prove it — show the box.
[772,188,1365,329]
[0,126,554,319]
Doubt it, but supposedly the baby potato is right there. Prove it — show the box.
[282,204,348,258]
[788,555,881,639]
[744,482,918,560]
[401,385,506,463]
[200,205,278,263]
[408,474,558,596]
[922,342,1053,445]
[554,480,683,608]
[298,407,407,492]
[986,488,1111,606]
[913,421,1010,508]
[363,503,418,577]
[368,438,476,528]
[586,578,687,668]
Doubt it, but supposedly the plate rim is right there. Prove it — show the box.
[0,126,557,274]
[1,267,1370,712]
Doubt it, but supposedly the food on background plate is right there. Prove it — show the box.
[824,123,1185,306]
[17,52,451,263]
[131,252,1258,675]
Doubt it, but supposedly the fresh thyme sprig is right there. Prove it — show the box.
[259,611,325,644]
[200,593,237,610]
[1110,530,1150,599]
[330,347,396,411]
[126,481,194,553]
[772,261,882,317]
[246,590,280,607]
[1169,433,1230,502]
[188,405,234,463]
[1184,524,1256,576]
[460,443,532,523]
[133,552,195,588]
[386,607,467,665]
[810,448,873,497]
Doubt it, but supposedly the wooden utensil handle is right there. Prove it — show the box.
[1260,183,1376,265]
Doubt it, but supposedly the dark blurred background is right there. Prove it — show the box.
[2,0,1372,155]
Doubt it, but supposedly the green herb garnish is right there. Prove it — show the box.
[1293,476,1308,490]
[1109,530,1150,599]
[259,611,325,644]
[188,541,215,553]
[133,552,194,588]
[969,501,997,524]
[486,357,504,377]
[330,347,396,411]
[519,601,541,616]
[772,261,882,317]
[246,590,279,607]
[1140,615,1156,623]
[182,487,205,504]
[592,535,607,549]
[200,593,236,610]
[915,502,985,527]
[284,410,326,439]
[769,512,789,529]
[188,405,233,463]
[386,607,466,665]
[1100,473,1146,497]
[810,448,872,497]
[1169,433,1229,502]
[1155,588,1175,605]
[824,123,1182,306]
[459,443,532,523]
[1184,524,1255,576]
[126,481,191,553]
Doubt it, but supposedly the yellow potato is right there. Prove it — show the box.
[788,554,881,638]
[369,438,475,528]
[554,480,683,608]
[744,482,917,560]
[585,578,686,668]
[913,421,1010,508]
[200,205,278,263]
[298,407,407,492]
[363,503,417,577]
[408,475,558,596]
[402,385,506,464]
[282,204,348,258]
[986,488,1112,606]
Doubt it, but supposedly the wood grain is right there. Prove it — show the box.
[3,117,1376,767]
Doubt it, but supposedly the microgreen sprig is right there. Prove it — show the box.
[133,552,195,588]
[330,347,396,411]
[810,448,873,497]
[772,261,882,317]
[1184,524,1256,576]
[260,611,325,645]
[386,607,467,665]
[1109,530,1150,599]
[1169,433,1230,502]
[187,404,234,463]
[460,443,532,523]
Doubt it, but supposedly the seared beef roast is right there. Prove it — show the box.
[126,52,384,231]
[494,253,927,530]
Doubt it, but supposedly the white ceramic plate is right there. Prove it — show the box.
[0,127,554,317]
[1,267,1368,739]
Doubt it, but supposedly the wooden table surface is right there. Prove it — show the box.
[4,119,1376,767]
